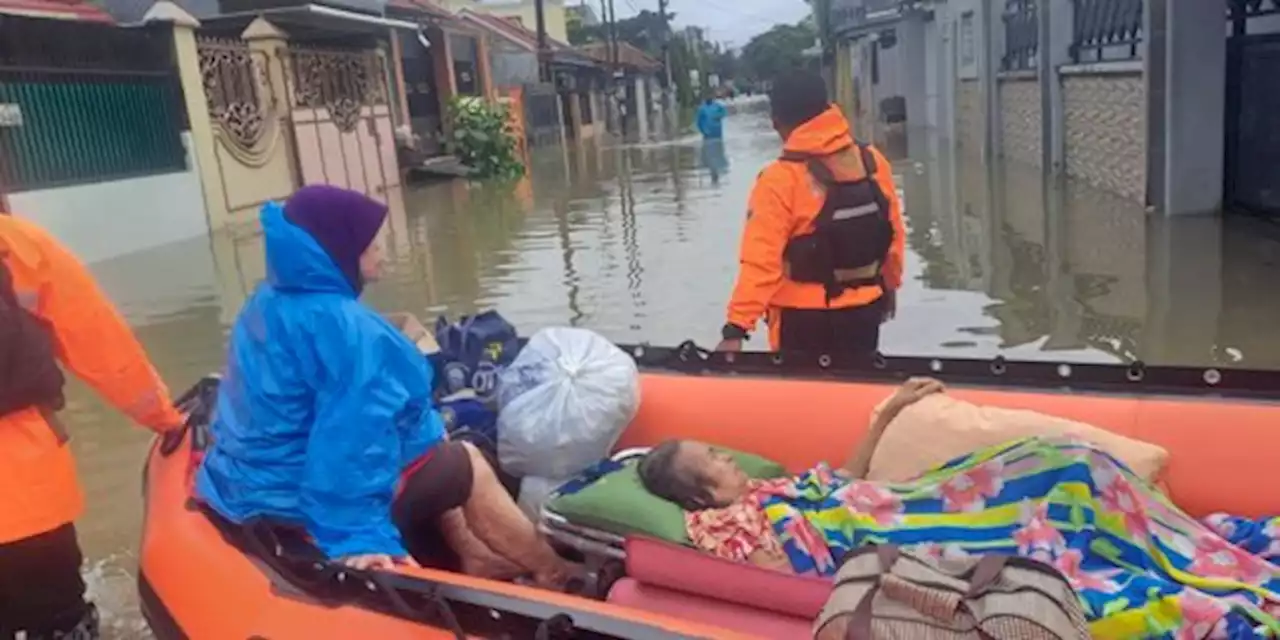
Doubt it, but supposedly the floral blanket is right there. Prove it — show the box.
[757,437,1280,639]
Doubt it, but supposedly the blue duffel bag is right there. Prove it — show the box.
[433,311,521,404]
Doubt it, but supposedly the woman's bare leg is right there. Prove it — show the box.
[437,508,524,580]
[457,442,572,588]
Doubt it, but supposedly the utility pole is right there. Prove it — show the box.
[607,0,619,67]
[599,0,611,64]
[534,0,550,82]
[608,0,622,133]
[599,0,614,133]
[658,0,673,108]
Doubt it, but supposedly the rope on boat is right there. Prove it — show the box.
[615,341,1280,400]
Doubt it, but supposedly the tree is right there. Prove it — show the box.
[566,9,590,45]
[739,21,818,84]
[669,37,696,106]
[711,47,739,85]
[569,9,671,50]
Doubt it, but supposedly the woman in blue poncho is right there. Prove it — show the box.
[195,185,569,588]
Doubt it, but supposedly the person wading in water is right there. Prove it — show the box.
[717,70,905,357]
[0,212,185,639]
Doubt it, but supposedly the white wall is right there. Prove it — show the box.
[10,132,209,265]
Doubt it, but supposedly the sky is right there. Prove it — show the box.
[593,0,811,49]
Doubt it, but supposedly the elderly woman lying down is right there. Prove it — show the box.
[639,379,1280,639]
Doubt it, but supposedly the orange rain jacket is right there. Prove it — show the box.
[0,214,183,544]
[726,106,906,350]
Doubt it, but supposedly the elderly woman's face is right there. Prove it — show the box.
[677,441,752,507]
[359,220,389,283]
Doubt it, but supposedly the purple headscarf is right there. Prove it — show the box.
[283,185,388,294]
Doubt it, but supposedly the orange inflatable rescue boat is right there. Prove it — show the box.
[139,346,1280,639]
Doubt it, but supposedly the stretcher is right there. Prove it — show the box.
[538,448,650,564]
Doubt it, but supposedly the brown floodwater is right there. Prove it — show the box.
[66,100,1280,636]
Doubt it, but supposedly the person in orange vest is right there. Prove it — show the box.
[0,213,184,639]
[717,70,905,356]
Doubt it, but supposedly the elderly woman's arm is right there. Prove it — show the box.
[840,378,945,478]
[301,322,422,569]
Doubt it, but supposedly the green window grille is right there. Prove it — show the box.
[0,18,189,193]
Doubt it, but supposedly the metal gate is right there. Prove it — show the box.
[281,46,399,200]
[1225,4,1280,217]
[523,83,563,148]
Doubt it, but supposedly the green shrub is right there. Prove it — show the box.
[447,97,525,181]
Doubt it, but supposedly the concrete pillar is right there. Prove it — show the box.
[1144,215,1223,364]
[241,18,298,188]
[143,1,223,229]
[1041,175,1085,349]
[1144,0,1168,210]
[569,92,585,142]
[476,34,496,100]
[900,15,929,132]
[387,29,411,127]
[980,0,1000,165]
[553,93,569,151]
[433,27,458,143]
[1158,0,1226,215]
[634,75,649,141]
[1039,0,1073,173]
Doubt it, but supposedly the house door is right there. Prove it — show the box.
[1225,5,1280,217]
[402,44,443,156]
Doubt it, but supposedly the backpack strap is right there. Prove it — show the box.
[782,143,879,183]
[856,141,878,177]
[779,150,839,187]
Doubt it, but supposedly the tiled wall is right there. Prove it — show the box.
[998,75,1043,169]
[1063,71,1146,203]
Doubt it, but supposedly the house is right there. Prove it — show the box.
[437,0,567,43]
[0,0,114,22]
[456,8,606,145]
[386,0,494,159]
[565,1,597,27]
[829,0,1269,219]
[578,41,662,140]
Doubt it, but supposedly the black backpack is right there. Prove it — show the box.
[780,143,894,302]
[0,253,66,417]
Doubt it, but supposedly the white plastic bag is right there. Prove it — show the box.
[497,327,640,478]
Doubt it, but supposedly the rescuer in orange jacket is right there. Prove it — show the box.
[717,71,906,356]
[0,213,184,639]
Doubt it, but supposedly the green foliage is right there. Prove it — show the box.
[711,48,739,85]
[572,9,671,50]
[566,8,590,46]
[669,38,697,107]
[740,21,819,83]
[447,97,525,182]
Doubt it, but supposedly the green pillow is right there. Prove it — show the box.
[548,449,787,544]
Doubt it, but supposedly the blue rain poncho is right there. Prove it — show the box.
[196,200,445,559]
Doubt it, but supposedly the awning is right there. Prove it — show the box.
[833,7,905,39]
[830,0,907,40]
[199,3,419,36]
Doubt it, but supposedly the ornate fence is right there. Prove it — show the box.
[282,47,388,133]
[1227,0,1280,21]
[1070,0,1143,63]
[279,45,397,197]
[197,37,275,159]
[1001,0,1039,72]
[0,17,187,192]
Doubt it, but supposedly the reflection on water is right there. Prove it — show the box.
[70,101,1280,635]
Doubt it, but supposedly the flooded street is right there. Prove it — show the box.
[69,100,1280,636]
